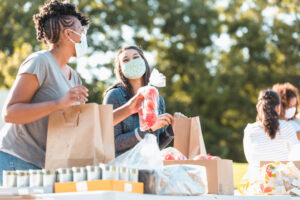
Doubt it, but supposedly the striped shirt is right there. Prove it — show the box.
[243,120,299,171]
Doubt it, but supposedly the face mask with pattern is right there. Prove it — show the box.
[121,57,146,79]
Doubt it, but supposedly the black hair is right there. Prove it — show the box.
[256,90,280,139]
[33,0,89,44]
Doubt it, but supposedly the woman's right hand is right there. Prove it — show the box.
[56,85,89,109]
[126,91,144,115]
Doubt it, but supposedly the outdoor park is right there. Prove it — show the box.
[0,0,300,198]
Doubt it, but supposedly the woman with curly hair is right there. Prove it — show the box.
[0,0,90,185]
[272,82,300,139]
[243,90,298,172]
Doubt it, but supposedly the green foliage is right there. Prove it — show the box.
[0,0,299,162]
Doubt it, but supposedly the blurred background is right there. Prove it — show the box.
[0,0,299,163]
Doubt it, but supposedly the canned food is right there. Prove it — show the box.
[57,168,72,183]
[42,169,56,187]
[72,167,87,182]
[111,166,119,180]
[16,170,29,187]
[2,171,17,188]
[100,164,119,180]
[86,165,101,181]
[129,168,138,182]
[119,167,129,181]
[29,169,43,187]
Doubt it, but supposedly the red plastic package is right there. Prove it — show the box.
[138,86,159,131]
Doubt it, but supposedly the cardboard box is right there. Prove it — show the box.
[166,117,234,195]
[164,159,233,195]
[54,180,143,194]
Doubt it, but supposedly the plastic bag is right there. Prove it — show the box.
[239,162,300,196]
[109,134,163,170]
[161,147,187,161]
[139,164,208,195]
[138,69,166,131]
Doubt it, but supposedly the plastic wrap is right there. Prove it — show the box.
[239,162,300,196]
[139,165,208,195]
[161,147,187,160]
[138,69,166,131]
[109,134,163,170]
[138,86,159,131]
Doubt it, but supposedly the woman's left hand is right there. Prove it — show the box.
[150,113,174,131]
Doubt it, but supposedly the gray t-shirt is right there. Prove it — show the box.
[0,50,82,168]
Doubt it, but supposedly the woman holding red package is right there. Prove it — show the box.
[103,46,174,155]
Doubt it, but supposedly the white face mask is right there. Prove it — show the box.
[121,57,146,79]
[285,107,296,119]
[67,29,88,57]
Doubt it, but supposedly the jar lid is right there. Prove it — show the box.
[16,170,29,176]
[42,169,55,175]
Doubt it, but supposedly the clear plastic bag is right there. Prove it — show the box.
[239,162,300,196]
[109,134,163,170]
[138,69,166,131]
[139,164,208,195]
[138,86,159,131]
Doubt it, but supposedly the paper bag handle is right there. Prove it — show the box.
[62,107,81,127]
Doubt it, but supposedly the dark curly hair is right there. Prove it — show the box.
[33,0,89,44]
[256,90,280,139]
[272,82,299,120]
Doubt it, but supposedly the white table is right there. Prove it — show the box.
[34,191,297,200]
[36,191,234,200]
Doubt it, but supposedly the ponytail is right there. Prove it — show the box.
[257,90,280,139]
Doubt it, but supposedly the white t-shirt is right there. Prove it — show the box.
[288,120,300,132]
[243,120,298,172]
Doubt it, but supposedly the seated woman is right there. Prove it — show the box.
[103,46,174,155]
[243,90,299,172]
[272,82,300,140]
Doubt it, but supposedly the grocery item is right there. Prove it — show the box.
[2,171,17,188]
[42,169,56,187]
[57,168,72,183]
[109,134,163,170]
[16,170,29,187]
[100,164,119,180]
[193,153,221,160]
[86,165,101,181]
[138,69,166,131]
[139,165,208,195]
[161,147,187,161]
[129,168,139,183]
[72,167,87,182]
[119,167,129,181]
[138,86,159,131]
[29,169,43,187]
[239,162,300,196]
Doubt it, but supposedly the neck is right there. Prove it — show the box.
[129,78,143,95]
[49,43,73,68]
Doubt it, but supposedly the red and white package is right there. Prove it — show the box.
[161,147,187,161]
[138,86,159,131]
[138,69,166,131]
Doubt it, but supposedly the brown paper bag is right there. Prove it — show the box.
[173,116,206,159]
[45,103,114,169]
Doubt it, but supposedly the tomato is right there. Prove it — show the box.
[165,154,175,160]
[144,112,158,127]
[145,99,156,110]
